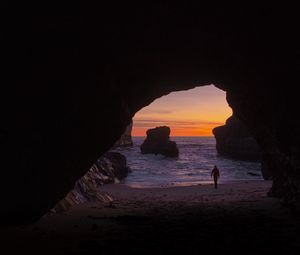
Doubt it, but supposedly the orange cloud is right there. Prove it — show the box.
[132,119,224,136]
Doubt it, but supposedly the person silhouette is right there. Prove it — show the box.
[211,165,220,189]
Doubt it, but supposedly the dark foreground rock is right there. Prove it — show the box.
[52,152,129,212]
[140,126,179,157]
[213,116,262,161]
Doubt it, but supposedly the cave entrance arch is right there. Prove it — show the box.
[114,85,263,188]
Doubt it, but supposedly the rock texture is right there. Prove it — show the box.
[113,120,133,147]
[2,4,300,224]
[52,152,129,213]
[213,116,262,161]
[140,126,179,157]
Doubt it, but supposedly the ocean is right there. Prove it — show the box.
[113,136,262,188]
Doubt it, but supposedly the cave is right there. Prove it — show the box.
[118,85,263,188]
[1,3,300,231]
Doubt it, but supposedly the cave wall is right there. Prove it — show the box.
[113,121,133,147]
[1,4,300,223]
[227,88,300,204]
[52,152,129,213]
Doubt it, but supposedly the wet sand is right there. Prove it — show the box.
[1,181,300,254]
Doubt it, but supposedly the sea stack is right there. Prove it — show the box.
[140,126,179,157]
[213,116,262,161]
[213,116,271,180]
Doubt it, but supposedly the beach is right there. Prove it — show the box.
[1,180,300,254]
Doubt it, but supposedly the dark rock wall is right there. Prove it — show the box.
[2,4,300,223]
[227,89,300,203]
[52,152,129,213]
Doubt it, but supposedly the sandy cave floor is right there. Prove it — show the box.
[1,181,300,254]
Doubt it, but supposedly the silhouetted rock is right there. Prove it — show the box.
[213,116,262,161]
[140,126,179,157]
[113,121,133,147]
[213,116,272,180]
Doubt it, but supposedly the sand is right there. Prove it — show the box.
[1,181,300,254]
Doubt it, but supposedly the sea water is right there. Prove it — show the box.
[113,136,262,188]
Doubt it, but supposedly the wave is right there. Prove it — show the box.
[114,137,262,188]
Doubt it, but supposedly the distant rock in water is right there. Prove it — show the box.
[140,126,179,157]
[113,120,133,147]
[213,116,262,162]
[52,152,130,213]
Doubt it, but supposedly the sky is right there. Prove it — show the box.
[132,85,232,136]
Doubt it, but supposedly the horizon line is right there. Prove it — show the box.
[132,135,215,137]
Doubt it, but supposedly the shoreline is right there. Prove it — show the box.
[97,180,276,211]
[119,178,266,189]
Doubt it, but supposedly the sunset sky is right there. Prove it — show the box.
[132,85,232,136]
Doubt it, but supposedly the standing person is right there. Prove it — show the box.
[211,165,220,189]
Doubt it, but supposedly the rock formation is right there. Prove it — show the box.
[2,4,300,224]
[140,126,179,157]
[113,120,133,147]
[213,116,262,161]
[52,152,130,213]
[213,116,273,180]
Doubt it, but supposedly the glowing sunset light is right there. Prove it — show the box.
[132,85,232,136]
